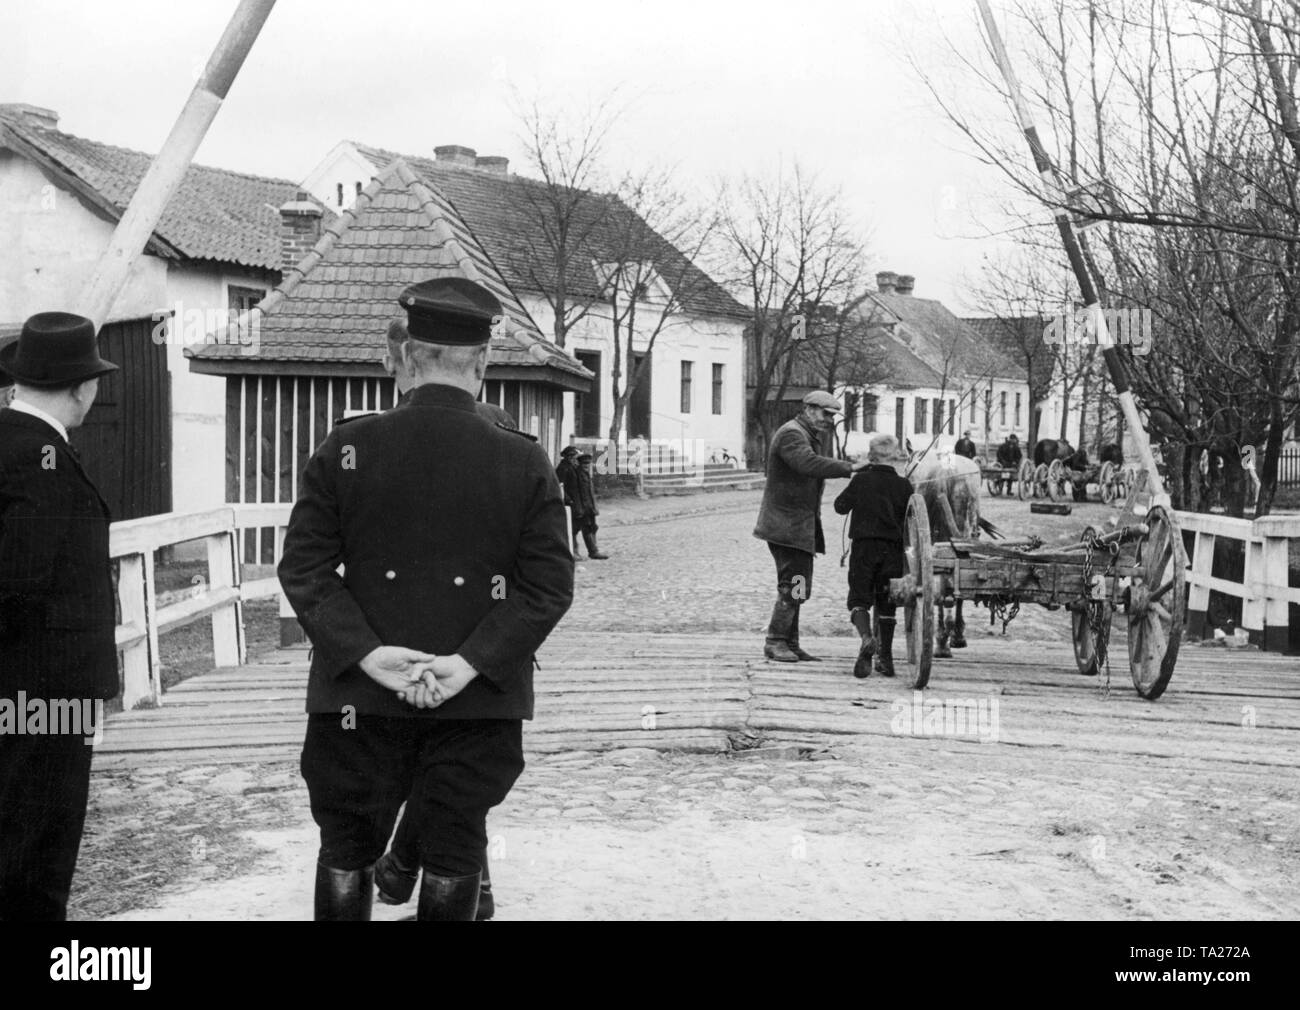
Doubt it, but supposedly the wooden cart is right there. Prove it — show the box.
[888,493,1187,699]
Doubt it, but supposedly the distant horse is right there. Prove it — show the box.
[1099,443,1123,466]
[1033,438,1074,466]
[842,434,999,658]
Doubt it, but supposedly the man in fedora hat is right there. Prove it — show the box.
[0,311,119,920]
[753,390,866,662]
[279,277,573,921]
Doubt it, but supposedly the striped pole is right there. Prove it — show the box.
[974,0,1168,507]
[76,0,278,330]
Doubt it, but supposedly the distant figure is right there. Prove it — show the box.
[995,434,1022,469]
[954,430,977,460]
[573,453,609,559]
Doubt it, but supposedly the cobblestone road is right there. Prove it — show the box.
[75,486,1299,920]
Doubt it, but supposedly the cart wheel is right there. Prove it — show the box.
[1017,460,1034,500]
[1033,462,1050,499]
[1047,459,1067,501]
[1071,602,1113,676]
[1099,461,1116,503]
[1126,506,1187,699]
[986,476,1004,497]
[902,493,934,689]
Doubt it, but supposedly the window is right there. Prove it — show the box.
[948,399,956,435]
[895,397,905,442]
[969,395,977,424]
[843,390,859,432]
[228,285,265,316]
[1000,391,1008,426]
[711,363,724,415]
[862,394,878,433]
[680,361,693,413]
[355,181,363,197]
[933,398,943,436]
[984,388,992,425]
[1015,392,1022,428]
[574,351,602,437]
[336,183,344,207]
[914,398,927,434]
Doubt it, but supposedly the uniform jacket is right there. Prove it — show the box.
[833,464,914,543]
[574,465,598,518]
[753,415,852,554]
[996,441,1022,468]
[555,459,580,513]
[954,437,977,459]
[0,409,118,701]
[277,383,574,720]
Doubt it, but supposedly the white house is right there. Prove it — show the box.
[301,141,751,467]
[0,103,314,518]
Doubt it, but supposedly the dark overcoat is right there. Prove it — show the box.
[753,415,852,555]
[277,383,574,721]
[0,409,118,701]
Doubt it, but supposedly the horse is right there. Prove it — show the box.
[842,433,999,658]
[1033,438,1074,467]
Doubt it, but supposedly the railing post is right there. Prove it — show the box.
[206,523,243,667]
[1261,526,1291,653]
[1186,527,1214,641]
[118,554,153,709]
[1242,528,1266,644]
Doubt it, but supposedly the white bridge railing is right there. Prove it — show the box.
[111,503,293,710]
[1173,510,1300,652]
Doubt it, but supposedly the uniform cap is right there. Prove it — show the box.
[560,445,579,458]
[397,277,502,345]
[802,390,842,413]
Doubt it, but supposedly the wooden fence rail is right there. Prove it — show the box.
[1175,509,1300,652]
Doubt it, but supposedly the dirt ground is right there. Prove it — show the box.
[81,487,1300,921]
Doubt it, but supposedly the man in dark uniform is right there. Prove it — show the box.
[833,434,914,678]
[753,390,865,662]
[278,277,573,921]
[955,430,977,459]
[0,312,119,920]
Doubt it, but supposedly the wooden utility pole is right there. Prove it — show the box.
[76,0,277,329]
[974,0,1168,507]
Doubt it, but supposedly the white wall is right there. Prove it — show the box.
[525,294,747,465]
[301,142,375,214]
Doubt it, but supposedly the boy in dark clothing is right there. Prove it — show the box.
[833,434,914,678]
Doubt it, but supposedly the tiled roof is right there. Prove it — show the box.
[0,111,316,272]
[186,160,590,388]
[964,316,1053,391]
[867,293,1026,384]
[352,143,748,321]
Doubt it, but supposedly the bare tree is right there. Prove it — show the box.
[714,165,870,461]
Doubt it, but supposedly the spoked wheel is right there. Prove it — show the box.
[1047,459,1068,501]
[986,474,1004,497]
[1071,602,1113,676]
[901,492,934,689]
[1125,506,1187,699]
[1017,460,1034,500]
[1034,463,1051,499]
[1098,460,1117,503]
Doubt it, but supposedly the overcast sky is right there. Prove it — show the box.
[0,0,1029,310]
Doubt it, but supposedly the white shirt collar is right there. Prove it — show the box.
[8,397,70,443]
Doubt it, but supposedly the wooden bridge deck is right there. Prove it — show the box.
[92,632,1300,774]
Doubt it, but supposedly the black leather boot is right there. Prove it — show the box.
[788,605,820,661]
[764,591,800,662]
[314,862,374,921]
[582,530,609,560]
[850,607,875,678]
[874,616,897,678]
[374,851,418,905]
[417,869,482,921]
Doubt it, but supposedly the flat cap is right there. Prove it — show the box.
[398,277,502,345]
[802,390,842,413]
[559,445,579,458]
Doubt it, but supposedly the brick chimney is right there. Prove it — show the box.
[876,271,898,295]
[279,192,323,273]
[0,103,59,130]
[475,155,509,174]
[895,274,915,295]
[434,144,478,168]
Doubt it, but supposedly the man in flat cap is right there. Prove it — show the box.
[279,276,573,921]
[753,390,866,662]
[0,311,119,920]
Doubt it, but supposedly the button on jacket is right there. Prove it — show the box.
[277,383,574,720]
